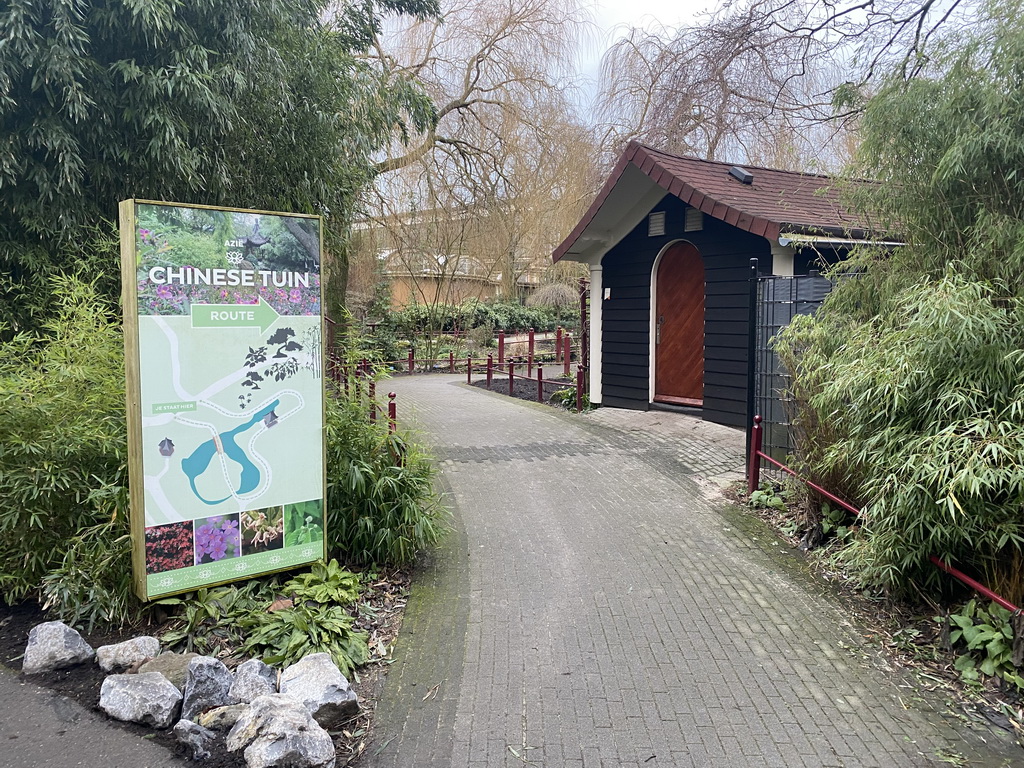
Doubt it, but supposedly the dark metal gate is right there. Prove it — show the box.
[747,269,832,467]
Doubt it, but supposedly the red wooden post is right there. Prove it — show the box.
[466,356,472,384]
[498,330,505,365]
[362,358,369,376]
[575,367,584,412]
[407,349,414,373]
[528,328,535,376]
[369,380,377,423]
[449,351,455,373]
[563,333,572,376]
[508,361,514,395]
[747,414,763,495]
[537,365,544,402]
[342,364,349,394]
[487,354,493,388]
[555,326,563,363]
[388,393,397,434]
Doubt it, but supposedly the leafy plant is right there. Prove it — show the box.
[549,386,588,410]
[940,599,1024,691]
[284,560,361,605]
[748,483,790,511]
[820,503,855,542]
[239,602,369,677]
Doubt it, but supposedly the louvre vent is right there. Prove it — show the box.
[648,211,666,237]
[684,208,703,232]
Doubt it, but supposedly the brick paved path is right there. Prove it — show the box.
[363,375,1018,768]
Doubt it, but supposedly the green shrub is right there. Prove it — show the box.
[325,389,447,565]
[0,276,133,617]
[777,273,1024,602]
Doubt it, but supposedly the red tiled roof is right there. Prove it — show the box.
[553,142,872,262]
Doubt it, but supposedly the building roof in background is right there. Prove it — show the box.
[553,142,878,263]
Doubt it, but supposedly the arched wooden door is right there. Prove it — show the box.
[654,242,704,406]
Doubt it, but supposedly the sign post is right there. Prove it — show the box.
[120,200,326,600]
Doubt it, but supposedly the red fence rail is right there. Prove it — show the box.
[747,414,1020,614]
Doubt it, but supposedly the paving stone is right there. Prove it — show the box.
[363,375,1020,767]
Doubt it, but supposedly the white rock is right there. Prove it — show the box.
[279,653,358,729]
[226,694,335,768]
[229,659,277,703]
[96,636,160,672]
[99,672,182,728]
[22,621,95,674]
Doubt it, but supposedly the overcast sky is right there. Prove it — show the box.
[579,0,716,84]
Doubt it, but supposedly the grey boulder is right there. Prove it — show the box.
[279,653,358,728]
[226,694,335,768]
[229,659,277,703]
[173,718,218,761]
[23,621,96,674]
[96,636,160,672]
[99,672,182,728]
[181,656,235,721]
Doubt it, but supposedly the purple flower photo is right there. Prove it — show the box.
[193,514,241,565]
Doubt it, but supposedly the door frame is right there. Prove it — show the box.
[648,238,703,404]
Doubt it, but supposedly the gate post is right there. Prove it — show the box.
[487,354,493,388]
[497,330,505,365]
[467,356,472,384]
[528,328,535,376]
[745,258,759,459]
[537,365,544,402]
[563,333,571,376]
[388,393,397,434]
[407,349,414,374]
[556,326,563,362]
[508,361,514,395]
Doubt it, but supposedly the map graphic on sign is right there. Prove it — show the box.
[121,201,326,599]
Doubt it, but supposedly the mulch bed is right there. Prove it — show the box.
[0,567,412,767]
[469,374,576,407]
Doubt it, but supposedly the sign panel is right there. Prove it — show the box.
[120,201,326,600]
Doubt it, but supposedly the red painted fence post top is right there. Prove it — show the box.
[753,414,762,426]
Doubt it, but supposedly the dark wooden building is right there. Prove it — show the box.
[553,142,881,429]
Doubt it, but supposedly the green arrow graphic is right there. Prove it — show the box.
[191,297,280,333]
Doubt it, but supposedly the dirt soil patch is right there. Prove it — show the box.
[0,568,411,767]
[469,374,575,407]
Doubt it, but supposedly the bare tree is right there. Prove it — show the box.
[368,0,591,179]
[350,0,603,310]
[596,0,980,170]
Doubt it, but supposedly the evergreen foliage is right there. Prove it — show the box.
[776,0,1024,605]
[0,0,438,336]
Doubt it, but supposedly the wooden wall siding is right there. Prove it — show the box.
[600,195,771,426]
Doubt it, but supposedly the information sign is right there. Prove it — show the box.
[120,201,326,600]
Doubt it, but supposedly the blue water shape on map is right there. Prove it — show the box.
[181,400,280,505]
